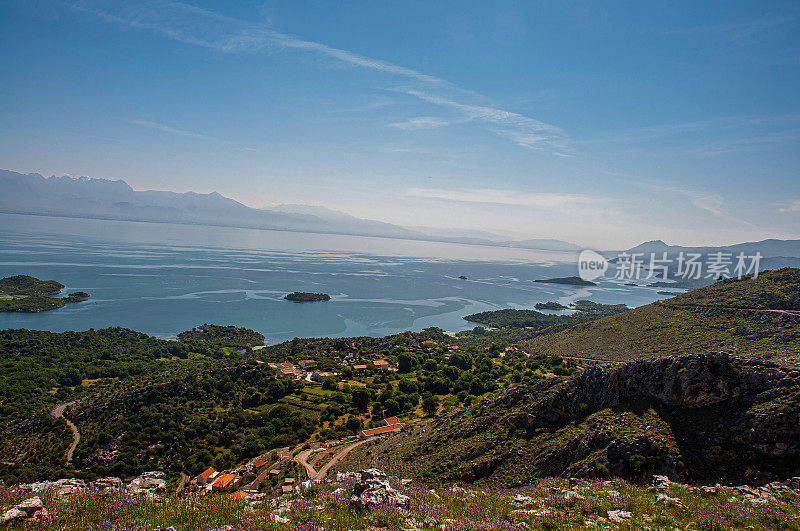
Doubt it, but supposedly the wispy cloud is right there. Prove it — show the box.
[407,187,604,214]
[581,114,800,157]
[776,199,800,213]
[387,116,455,130]
[667,12,800,42]
[130,119,219,141]
[65,0,568,153]
[395,89,569,151]
[615,174,758,228]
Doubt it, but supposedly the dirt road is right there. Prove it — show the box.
[294,438,374,480]
[50,402,80,465]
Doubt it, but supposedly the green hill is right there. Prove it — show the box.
[521,268,800,363]
[333,353,800,487]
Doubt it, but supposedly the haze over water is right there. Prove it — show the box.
[0,213,669,342]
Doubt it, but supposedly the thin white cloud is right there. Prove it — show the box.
[64,0,569,153]
[407,187,604,213]
[667,12,800,42]
[130,119,219,141]
[398,89,568,151]
[777,199,800,213]
[387,116,454,130]
[616,175,758,228]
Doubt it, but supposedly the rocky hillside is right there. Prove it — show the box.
[334,353,800,487]
[522,268,800,362]
[2,468,799,530]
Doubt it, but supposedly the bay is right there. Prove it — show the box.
[0,213,666,342]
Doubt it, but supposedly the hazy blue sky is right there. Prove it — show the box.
[1,1,799,248]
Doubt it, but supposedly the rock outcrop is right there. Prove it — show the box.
[1,496,48,525]
[350,469,410,510]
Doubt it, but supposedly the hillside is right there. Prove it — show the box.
[333,352,800,487]
[520,268,800,363]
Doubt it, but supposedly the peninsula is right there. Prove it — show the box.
[0,275,90,312]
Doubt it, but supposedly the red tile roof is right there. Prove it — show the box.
[199,467,216,480]
[230,491,247,499]
[373,360,389,366]
[383,416,400,425]
[362,423,403,437]
[212,474,236,489]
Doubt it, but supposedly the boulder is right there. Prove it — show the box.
[1,496,49,524]
[350,469,410,510]
[91,477,124,491]
[15,478,86,497]
[607,510,633,523]
[127,471,167,498]
[655,493,685,508]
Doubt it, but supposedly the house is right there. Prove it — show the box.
[373,360,390,370]
[299,359,316,369]
[278,368,300,380]
[360,423,403,438]
[382,416,400,426]
[212,473,236,491]
[230,491,247,500]
[352,364,367,371]
[194,466,217,486]
[252,459,266,469]
[284,478,296,484]
[279,362,295,369]
[269,469,281,476]
[281,485,293,494]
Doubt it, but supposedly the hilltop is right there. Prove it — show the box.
[333,352,800,488]
[521,268,800,363]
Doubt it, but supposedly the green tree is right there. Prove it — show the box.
[422,393,438,417]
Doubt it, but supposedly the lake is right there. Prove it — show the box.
[0,213,668,342]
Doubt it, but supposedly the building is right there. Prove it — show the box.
[373,360,390,370]
[352,364,367,371]
[212,473,236,491]
[299,359,316,369]
[360,417,404,438]
[278,368,300,380]
[281,485,293,494]
[194,466,217,486]
[311,371,336,383]
[252,459,266,469]
[230,491,247,500]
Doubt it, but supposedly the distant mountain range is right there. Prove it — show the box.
[624,239,800,257]
[0,169,579,251]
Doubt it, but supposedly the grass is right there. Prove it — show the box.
[522,269,800,364]
[1,475,798,530]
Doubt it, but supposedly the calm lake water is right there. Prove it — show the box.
[0,213,668,342]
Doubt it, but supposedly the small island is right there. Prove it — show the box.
[534,276,597,286]
[458,275,468,280]
[284,292,331,302]
[657,290,682,296]
[0,275,90,312]
[534,301,568,310]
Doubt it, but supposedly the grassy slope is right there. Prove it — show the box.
[333,354,800,488]
[521,268,800,363]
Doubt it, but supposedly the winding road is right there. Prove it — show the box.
[50,402,80,465]
[294,438,374,480]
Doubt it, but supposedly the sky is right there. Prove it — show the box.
[1,0,799,248]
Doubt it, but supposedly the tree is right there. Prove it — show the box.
[422,393,438,417]
[352,388,370,412]
[345,416,362,432]
[322,376,337,391]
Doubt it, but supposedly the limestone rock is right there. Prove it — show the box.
[350,469,410,510]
